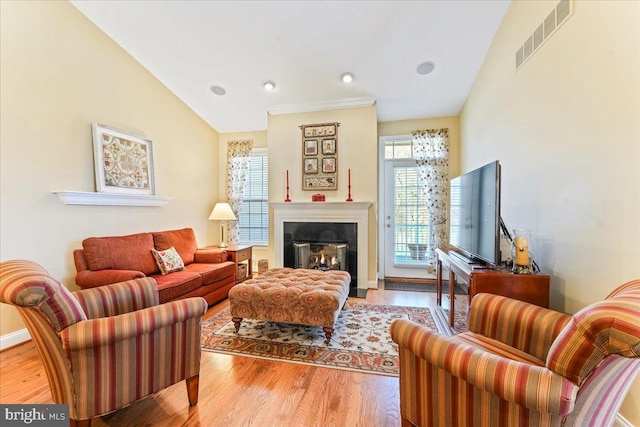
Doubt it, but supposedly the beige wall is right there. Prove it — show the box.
[460,0,640,422]
[0,2,220,336]
[267,107,378,284]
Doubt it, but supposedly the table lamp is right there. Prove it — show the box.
[208,202,236,247]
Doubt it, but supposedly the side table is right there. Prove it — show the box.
[224,245,253,284]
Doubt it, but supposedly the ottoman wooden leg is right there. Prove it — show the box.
[232,317,243,333]
[323,327,334,344]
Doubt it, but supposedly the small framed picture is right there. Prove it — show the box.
[304,158,318,174]
[322,138,336,155]
[322,157,336,173]
[304,140,318,156]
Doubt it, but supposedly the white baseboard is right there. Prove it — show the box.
[0,328,31,351]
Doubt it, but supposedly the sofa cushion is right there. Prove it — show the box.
[152,228,198,265]
[184,261,235,285]
[83,233,158,275]
[151,247,185,275]
[150,270,202,304]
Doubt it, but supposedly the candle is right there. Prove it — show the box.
[348,168,351,185]
[286,170,289,186]
[514,237,529,266]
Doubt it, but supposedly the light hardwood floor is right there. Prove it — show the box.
[0,288,445,427]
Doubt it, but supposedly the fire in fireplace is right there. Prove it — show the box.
[294,242,347,271]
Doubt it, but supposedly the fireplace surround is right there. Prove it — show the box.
[271,202,372,297]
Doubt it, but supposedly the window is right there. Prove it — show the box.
[384,137,414,159]
[393,165,430,266]
[238,148,268,245]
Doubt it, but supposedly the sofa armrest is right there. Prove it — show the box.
[61,297,208,350]
[73,277,159,318]
[75,269,146,289]
[468,293,571,361]
[194,248,228,264]
[390,319,578,416]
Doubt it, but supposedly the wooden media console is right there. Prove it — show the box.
[436,248,550,327]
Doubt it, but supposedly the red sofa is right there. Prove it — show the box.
[73,228,236,305]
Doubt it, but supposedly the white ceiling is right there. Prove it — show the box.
[70,1,510,133]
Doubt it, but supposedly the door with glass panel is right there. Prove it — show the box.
[383,158,430,278]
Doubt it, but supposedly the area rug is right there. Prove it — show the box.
[201,301,443,377]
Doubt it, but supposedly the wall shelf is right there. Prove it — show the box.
[54,191,174,207]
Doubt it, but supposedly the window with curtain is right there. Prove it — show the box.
[238,148,268,245]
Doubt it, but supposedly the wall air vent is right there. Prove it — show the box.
[515,0,574,71]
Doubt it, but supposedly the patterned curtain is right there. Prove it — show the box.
[226,140,254,244]
[413,129,449,273]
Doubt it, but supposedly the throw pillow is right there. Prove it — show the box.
[151,246,185,275]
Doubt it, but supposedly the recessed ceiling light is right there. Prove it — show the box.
[210,85,226,95]
[416,61,435,75]
[262,80,276,91]
[341,72,354,83]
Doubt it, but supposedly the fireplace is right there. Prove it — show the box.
[271,201,372,297]
[284,222,356,288]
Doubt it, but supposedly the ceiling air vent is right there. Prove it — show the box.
[515,0,574,71]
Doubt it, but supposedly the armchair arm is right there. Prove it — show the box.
[390,319,578,416]
[73,277,159,318]
[60,297,208,350]
[58,296,207,420]
[75,269,145,288]
[194,248,228,264]
[468,293,571,361]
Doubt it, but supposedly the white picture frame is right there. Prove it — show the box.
[92,123,155,195]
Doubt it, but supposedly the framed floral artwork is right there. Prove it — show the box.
[92,123,155,195]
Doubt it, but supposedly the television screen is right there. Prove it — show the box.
[449,161,501,265]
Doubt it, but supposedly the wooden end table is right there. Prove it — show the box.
[224,245,253,284]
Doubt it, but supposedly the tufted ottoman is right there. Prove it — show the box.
[228,267,351,344]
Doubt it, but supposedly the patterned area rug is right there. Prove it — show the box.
[201,301,442,377]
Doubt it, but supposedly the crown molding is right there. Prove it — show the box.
[267,97,376,116]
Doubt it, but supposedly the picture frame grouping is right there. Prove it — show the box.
[300,122,339,191]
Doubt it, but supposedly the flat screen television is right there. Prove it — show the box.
[448,160,501,266]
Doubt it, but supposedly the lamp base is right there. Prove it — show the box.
[219,242,228,248]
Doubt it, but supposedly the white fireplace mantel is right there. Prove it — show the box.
[271,201,372,290]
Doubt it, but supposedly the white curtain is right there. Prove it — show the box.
[413,129,449,273]
[226,140,253,244]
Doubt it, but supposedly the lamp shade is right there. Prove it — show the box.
[208,203,236,221]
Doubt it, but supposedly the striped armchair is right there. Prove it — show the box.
[390,279,640,427]
[0,260,208,427]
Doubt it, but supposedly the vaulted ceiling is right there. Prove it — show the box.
[71,1,510,133]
